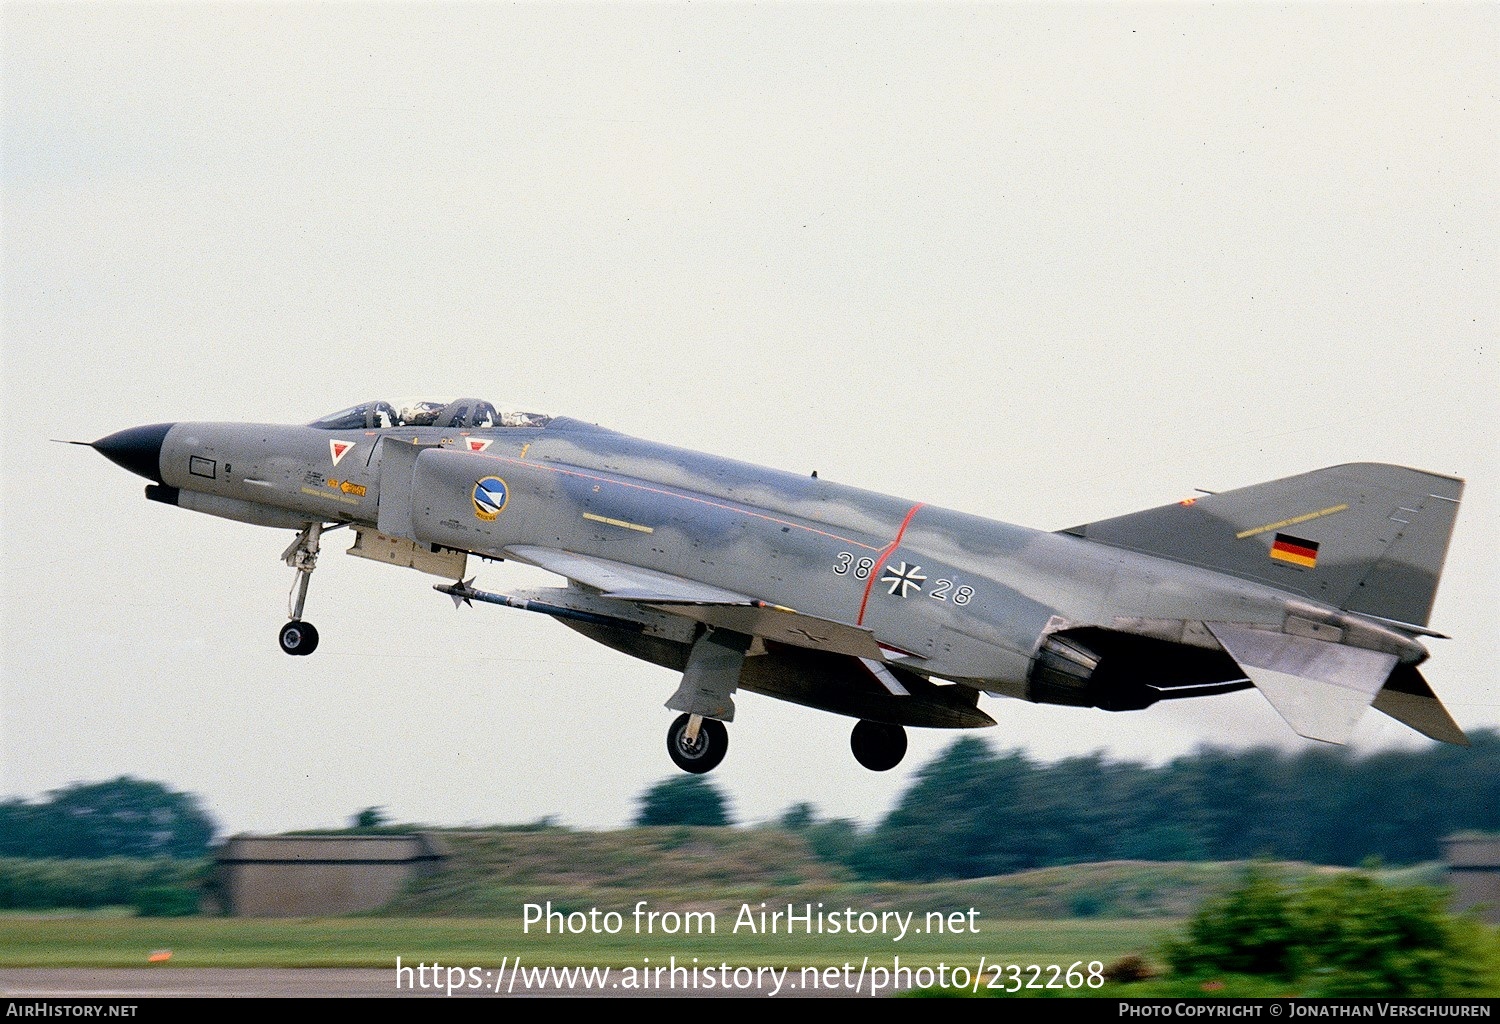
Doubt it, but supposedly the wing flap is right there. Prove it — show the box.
[1207,623,1397,745]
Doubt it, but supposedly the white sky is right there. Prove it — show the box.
[3,1,1496,837]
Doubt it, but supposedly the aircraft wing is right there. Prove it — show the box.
[503,545,888,661]
[505,545,753,604]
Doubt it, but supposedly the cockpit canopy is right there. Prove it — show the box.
[309,399,552,431]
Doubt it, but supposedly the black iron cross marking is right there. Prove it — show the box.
[881,561,926,598]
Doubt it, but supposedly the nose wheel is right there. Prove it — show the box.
[279,620,320,656]
[850,720,907,771]
[279,523,327,656]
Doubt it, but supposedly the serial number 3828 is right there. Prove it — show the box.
[831,552,975,605]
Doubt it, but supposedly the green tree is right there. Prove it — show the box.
[0,778,215,859]
[777,802,816,831]
[856,737,1059,880]
[1292,873,1490,996]
[351,806,390,829]
[1162,866,1492,996]
[634,776,732,827]
[847,729,1500,879]
[804,818,862,866]
[1162,865,1299,977]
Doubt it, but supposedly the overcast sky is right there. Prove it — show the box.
[4,2,1496,836]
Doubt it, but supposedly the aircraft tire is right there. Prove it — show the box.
[667,713,728,774]
[850,720,907,771]
[279,620,319,657]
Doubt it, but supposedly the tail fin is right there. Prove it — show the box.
[1062,463,1463,628]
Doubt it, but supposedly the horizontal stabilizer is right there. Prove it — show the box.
[1207,623,1397,744]
[1372,664,1469,746]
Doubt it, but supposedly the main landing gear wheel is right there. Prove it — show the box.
[851,720,907,772]
[667,713,729,774]
[279,620,319,656]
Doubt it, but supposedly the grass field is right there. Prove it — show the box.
[9,914,1495,997]
[0,912,1169,971]
[4,834,1493,996]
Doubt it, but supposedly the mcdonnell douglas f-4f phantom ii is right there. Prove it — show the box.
[82,398,1467,773]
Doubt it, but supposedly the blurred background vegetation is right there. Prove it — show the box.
[1,730,1496,917]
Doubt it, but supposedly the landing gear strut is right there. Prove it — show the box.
[279,523,324,656]
[850,720,907,771]
[667,713,729,774]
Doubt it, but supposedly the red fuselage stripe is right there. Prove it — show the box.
[857,502,925,626]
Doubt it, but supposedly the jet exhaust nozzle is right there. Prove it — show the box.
[92,423,175,483]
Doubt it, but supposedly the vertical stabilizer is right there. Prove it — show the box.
[1064,463,1463,627]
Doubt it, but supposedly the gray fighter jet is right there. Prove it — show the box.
[83,398,1467,773]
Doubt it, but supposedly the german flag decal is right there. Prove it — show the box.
[1270,533,1319,568]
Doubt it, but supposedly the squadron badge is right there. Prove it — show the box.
[472,476,509,521]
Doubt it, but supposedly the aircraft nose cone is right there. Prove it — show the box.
[93,423,175,483]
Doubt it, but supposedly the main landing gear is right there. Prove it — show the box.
[278,523,325,656]
[667,713,729,774]
[662,715,909,773]
[850,720,907,772]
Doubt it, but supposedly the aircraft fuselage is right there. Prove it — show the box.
[88,406,1464,772]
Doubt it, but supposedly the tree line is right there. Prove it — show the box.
[5,730,1496,884]
[0,777,215,860]
[787,729,1500,880]
[640,729,1500,881]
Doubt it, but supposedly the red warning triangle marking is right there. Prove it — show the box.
[465,438,493,452]
[330,440,354,466]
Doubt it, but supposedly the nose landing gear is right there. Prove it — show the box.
[278,619,320,656]
[279,523,326,656]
